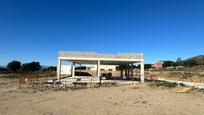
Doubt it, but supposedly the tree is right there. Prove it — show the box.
[136,64,141,69]
[176,58,182,66]
[163,61,176,67]
[0,67,8,71]
[46,66,57,71]
[117,65,127,77]
[117,64,136,78]
[183,59,198,67]
[21,62,41,73]
[7,60,21,73]
[144,64,152,69]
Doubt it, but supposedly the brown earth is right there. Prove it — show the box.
[0,80,204,115]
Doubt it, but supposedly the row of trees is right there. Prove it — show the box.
[117,64,151,70]
[6,61,42,73]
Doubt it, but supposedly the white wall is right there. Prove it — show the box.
[61,65,71,75]
[85,65,116,71]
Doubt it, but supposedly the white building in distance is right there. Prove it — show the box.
[61,65,71,75]
[85,65,116,71]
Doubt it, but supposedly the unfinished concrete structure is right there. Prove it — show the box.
[57,51,145,82]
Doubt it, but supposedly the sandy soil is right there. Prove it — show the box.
[0,82,204,115]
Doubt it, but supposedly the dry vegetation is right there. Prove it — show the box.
[146,66,204,83]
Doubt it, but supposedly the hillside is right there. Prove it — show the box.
[184,55,204,65]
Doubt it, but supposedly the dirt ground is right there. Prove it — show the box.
[0,81,204,115]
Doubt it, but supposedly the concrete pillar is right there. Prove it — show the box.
[140,61,144,82]
[97,60,100,82]
[57,59,61,81]
[72,62,75,78]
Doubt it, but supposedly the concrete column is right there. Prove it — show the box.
[72,62,75,78]
[97,60,100,82]
[57,59,61,81]
[140,61,144,82]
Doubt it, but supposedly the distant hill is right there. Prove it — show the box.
[41,65,50,69]
[154,55,204,67]
[183,55,204,65]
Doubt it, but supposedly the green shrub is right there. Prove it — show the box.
[148,81,178,88]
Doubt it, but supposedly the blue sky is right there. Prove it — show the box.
[0,0,204,66]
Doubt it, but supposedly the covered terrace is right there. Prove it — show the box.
[57,51,145,83]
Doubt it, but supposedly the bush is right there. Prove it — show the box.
[183,59,198,67]
[163,61,177,67]
[46,66,57,71]
[21,62,41,73]
[7,60,21,73]
[0,67,9,74]
[144,64,152,70]
[148,81,178,88]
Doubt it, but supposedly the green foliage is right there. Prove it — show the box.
[148,81,178,88]
[117,64,136,70]
[178,83,187,87]
[182,55,204,67]
[183,59,198,67]
[7,60,21,73]
[117,65,126,70]
[135,64,152,70]
[21,62,41,73]
[163,61,177,67]
[160,55,203,68]
[176,57,182,66]
[144,64,152,69]
[0,67,7,71]
[0,67,9,74]
[46,66,57,71]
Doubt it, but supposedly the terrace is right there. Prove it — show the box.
[57,51,145,83]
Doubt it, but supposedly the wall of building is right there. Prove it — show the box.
[85,65,116,71]
[152,62,163,69]
[61,65,71,75]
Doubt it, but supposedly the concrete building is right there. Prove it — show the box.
[57,51,144,82]
[152,61,164,69]
[60,65,71,75]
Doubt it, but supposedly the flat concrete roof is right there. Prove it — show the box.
[58,51,144,65]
